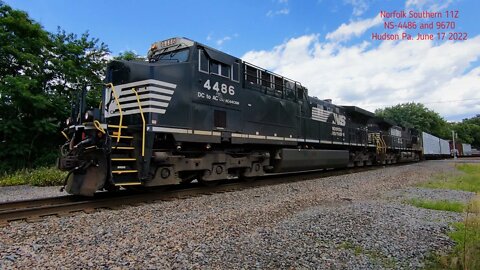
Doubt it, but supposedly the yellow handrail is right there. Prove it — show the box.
[105,83,123,143]
[377,134,382,154]
[380,136,387,153]
[374,133,386,154]
[131,87,146,157]
[61,131,69,140]
[94,120,106,134]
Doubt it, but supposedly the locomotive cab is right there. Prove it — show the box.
[59,38,198,196]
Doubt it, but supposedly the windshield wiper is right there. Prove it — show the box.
[163,58,179,62]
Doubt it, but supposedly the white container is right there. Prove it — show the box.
[422,132,441,156]
[462,144,472,156]
[439,139,450,155]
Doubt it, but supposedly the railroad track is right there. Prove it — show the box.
[0,164,408,226]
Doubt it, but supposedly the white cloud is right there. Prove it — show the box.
[217,34,238,47]
[216,36,232,46]
[345,0,369,16]
[326,15,382,42]
[266,8,290,17]
[242,34,480,121]
[103,53,114,62]
[406,0,454,11]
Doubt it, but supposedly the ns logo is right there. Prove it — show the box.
[332,113,346,126]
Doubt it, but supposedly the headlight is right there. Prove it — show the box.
[66,117,71,126]
[84,110,93,121]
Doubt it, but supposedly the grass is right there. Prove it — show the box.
[419,164,480,193]
[407,198,465,213]
[426,196,480,270]
[417,163,480,270]
[0,167,66,187]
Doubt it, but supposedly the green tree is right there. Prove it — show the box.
[463,114,480,126]
[454,115,480,148]
[0,3,109,172]
[114,50,144,61]
[0,3,53,171]
[375,103,451,138]
[49,29,109,116]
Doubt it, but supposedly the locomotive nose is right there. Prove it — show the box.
[107,59,156,86]
[107,60,131,85]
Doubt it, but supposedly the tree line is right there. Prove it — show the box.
[0,3,108,172]
[0,3,479,173]
[376,103,480,147]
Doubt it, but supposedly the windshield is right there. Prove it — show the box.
[150,48,190,63]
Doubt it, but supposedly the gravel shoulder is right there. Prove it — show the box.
[0,161,474,269]
[0,185,62,203]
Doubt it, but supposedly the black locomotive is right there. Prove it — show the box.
[58,37,422,196]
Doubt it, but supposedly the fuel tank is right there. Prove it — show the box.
[272,148,349,172]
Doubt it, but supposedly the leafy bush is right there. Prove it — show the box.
[0,167,66,187]
[0,169,29,186]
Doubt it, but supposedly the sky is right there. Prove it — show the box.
[5,0,480,121]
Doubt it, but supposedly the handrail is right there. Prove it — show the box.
[380,135,387,153]
[374,133,387,154]
[131,87,146,157]
[375,134,381,154]
[243,63,300,100]
[243,61,302,86]
[94,120,106,134]
[61,131,69,140]
[105,83,123,143]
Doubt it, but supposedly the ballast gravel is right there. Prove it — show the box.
[0,161,474,269]
[0,185,61,203]
[386,186,475,204]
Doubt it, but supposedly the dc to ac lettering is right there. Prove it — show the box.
[197,91,240,105]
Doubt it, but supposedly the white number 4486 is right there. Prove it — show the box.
[203,79,235,95]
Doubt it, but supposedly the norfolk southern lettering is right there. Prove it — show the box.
[380,10,443,18]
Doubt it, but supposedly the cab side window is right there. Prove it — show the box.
[232,63,239,82]
[199,48,238,82]
[220,63,230,78]
[199,49,208,73]
[210,61,220,75]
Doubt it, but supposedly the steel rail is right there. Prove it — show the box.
[0,163,409,226]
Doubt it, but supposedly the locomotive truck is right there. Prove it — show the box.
[58,37,422,196]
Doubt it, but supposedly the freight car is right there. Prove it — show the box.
[58,37,422,196]
[449,142,473,157]
[462,143,472,156]
[421,132,450,159]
